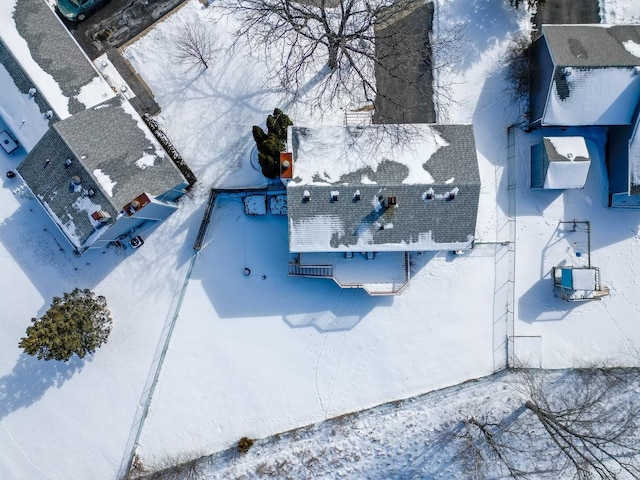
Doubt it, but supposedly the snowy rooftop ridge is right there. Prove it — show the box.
[289,124,449,186]
[287,124,480,253]
[0,0,115,119]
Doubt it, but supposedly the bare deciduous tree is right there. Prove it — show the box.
[520,367,640,480]
[220,0,461,119]
[454,367,640,480]
[174,23,217,73]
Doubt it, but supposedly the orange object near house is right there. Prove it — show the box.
[280,152,293,179]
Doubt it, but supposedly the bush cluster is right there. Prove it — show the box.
[252,108,293,179]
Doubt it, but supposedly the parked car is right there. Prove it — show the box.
[56,0,109,21]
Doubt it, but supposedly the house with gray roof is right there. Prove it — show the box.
[529,24,640,207]
[281,124,480,295]
[1,0,189,255]
[17,97,188,254]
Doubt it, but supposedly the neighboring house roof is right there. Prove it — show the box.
[533,25,640,127]
[17,96,187,252]
[2,0,114,119]
[286,124,480,253]
[0,38,53,150]
[543,24,640,67]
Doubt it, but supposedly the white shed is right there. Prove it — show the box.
[531,136,591,189]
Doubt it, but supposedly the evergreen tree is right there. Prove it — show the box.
[252,108,293,179]
[19,288,113,362]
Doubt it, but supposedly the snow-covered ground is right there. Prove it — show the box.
[1,0,640,479]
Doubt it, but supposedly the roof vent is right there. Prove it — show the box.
[65,158,72,167]
[423,188,434,201]
[302,190,311,202]
[87,189,95,197]
[131,200,141,209]
[330,191,339,202]
[28,88,36,98]
[353,190,361,201]
[71,175,82,185]
[446,191,456,201]
[384,195,397,208]
[282,160,290,170]
[563,67,573,77]
[44,110,53,120]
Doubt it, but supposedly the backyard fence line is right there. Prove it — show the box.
[119,250,199,479]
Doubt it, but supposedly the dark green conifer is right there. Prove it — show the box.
[19,288,113,362]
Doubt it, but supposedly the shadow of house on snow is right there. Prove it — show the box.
[196,197,404,332]
[0,203,121,316]
[0,354,85,420]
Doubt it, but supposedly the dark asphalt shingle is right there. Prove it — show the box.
[17,96,187,250]
[543,24,640,67]
[287,124,480,251]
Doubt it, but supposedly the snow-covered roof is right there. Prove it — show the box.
[288,125,449,186]
[538,25,640,126]
[0,0,114,120]
[287,125,480,252]
[0,39,55,150]
[544,67,640,126]
[17,96,188,252]
[571,268,597,291]
[542,136,591,189]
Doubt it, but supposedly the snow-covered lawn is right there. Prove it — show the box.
[512,126,640,367]
[2,0,640,478]
[134,195,499,461]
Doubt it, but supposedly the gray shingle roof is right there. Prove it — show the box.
[17,96,187,251]
[12,0,111,115]
[52,96,186,208]
[287,125,480,252]
[543,24,640,67]
[17,128,119,250]
[0,38,58,123]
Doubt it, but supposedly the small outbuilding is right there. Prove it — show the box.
[552,266,609,301]
[531,136,591,189]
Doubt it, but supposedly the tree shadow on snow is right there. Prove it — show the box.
[0,354,85,420]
